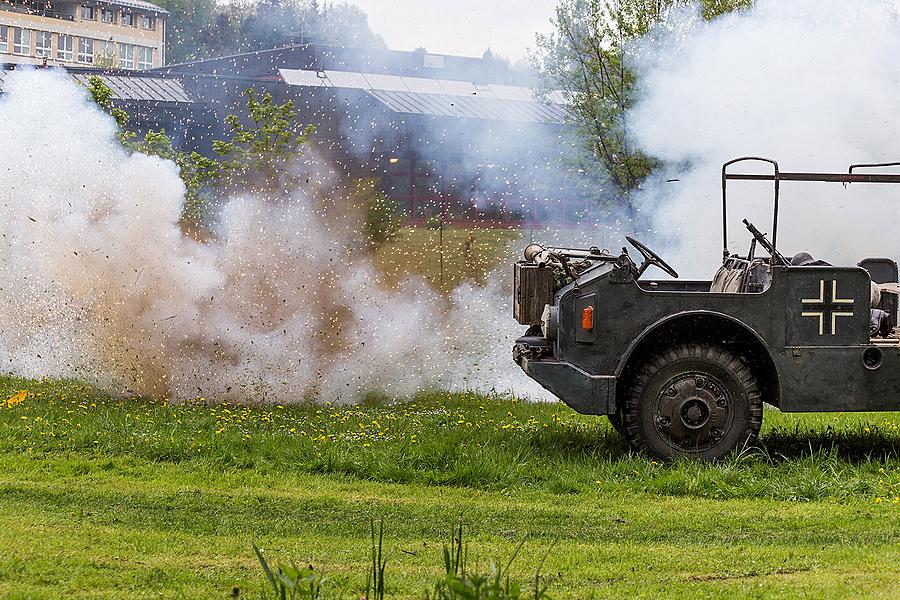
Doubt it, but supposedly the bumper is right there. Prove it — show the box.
[520,356,617,415]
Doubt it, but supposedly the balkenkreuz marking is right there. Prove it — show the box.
[801,280,854,335]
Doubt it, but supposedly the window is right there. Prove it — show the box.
[34,31,51,58]
[0,26,7,51]
[118,43,133,69]
[121,12,134,27]
[81,5,95,20]
[137,46,153,70]
[101,8,115,24]
[139,15,155,30]
[13,29,31,55]
[77,37,93,63]
[96,40,115,65]
[57,34,74,61]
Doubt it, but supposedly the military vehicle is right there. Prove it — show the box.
[513,157,900,460]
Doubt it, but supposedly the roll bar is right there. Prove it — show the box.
[721,157,900,261]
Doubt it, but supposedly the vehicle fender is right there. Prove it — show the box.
[614,310,781,405]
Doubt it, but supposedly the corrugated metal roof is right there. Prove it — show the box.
[70,73,193,103]
[279,68,568,124]
[0,71,193,104]
[93,0,169,15]
[367,89,567,124]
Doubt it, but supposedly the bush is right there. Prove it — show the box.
[424,216,444,230]
[357,178,404,247]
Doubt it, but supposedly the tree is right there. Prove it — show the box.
[85,76,219,227]
[86,78,391,247]
[356,178,403,248]
[316,3,386,49]
[152,1,388,65]
[212,89,316,196]
[154,0,221,64]
[534,0,752,200]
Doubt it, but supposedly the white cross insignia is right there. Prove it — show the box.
[801,280,855,335]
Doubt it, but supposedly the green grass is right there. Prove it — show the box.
[0,377,899,598]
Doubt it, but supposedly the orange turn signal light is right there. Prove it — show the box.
[582,306,593,331]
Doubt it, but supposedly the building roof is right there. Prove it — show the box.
[90,0,169,15]
[278,68,568,124]
[71,73,191,103]
[156,44,537,87]
[0,70,193,104]
[366,90,568,124]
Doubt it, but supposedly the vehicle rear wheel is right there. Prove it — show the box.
[607,411,625,435]
[622,343,763,461]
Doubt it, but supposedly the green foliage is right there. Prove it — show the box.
[425,216,444,230]
[155,0,386,64]
[534,0,752,201]
[86,75,128,134]
[86,77,314,226]
[700,0,753,19]
[212,89,316,195]
[255,544,333,600]
[254,520,548,600]
[428,526,551,600]
[356,179,404,248]
[154,0,224,64]
[85,76,219,226]
[367,519,387,600]
[132,131,220,226]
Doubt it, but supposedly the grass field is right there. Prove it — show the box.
[0,377,898,598]
[373,226,522,292]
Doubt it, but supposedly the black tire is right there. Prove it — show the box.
[622,343,763,461]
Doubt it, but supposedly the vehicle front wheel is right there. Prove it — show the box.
[622,343,763,461]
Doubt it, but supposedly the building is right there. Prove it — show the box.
[157,45,583,223]
[0,0,166,69]
[1,41,587,223]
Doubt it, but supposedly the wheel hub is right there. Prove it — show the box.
[655,372,731,451]
[682,400,708,428]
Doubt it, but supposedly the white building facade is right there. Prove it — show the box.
[0,1,166,69]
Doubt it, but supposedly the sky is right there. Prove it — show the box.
[344,0,558,62]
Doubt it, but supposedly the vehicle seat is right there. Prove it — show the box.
[860,257,899,332]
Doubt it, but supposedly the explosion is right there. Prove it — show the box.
[0,69,550,402]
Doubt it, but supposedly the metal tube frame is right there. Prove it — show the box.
[721,157,900,260]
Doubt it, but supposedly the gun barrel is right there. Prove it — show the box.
[544,247,615,260]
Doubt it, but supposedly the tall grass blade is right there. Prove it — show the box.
[253,544,280,597]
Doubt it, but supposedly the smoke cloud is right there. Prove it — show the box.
[0,69,551,402]
[630,0,900,277]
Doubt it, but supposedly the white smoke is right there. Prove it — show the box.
[630,0,900,277]
[0,69,552,402]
